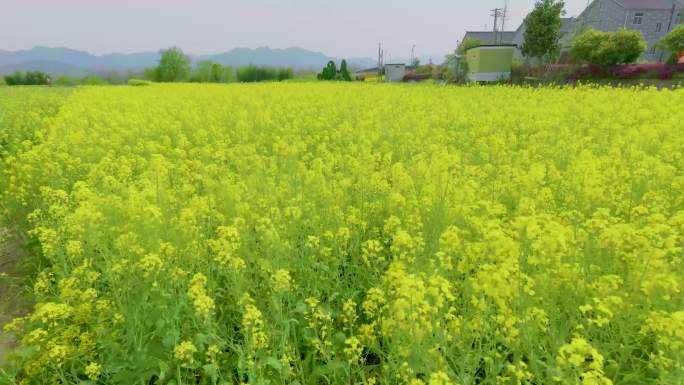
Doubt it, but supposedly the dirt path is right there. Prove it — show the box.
[0,227,27,369]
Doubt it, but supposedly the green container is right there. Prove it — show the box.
[466,45,516,82]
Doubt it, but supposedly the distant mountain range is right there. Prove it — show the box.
[0,46,382,76]
[0,46,446,77]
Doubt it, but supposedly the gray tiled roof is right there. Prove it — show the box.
[462,31,515,44]
[618,0,684,10]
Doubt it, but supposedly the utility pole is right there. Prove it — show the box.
[491,8,504,44]
[410,44,416,66]
[378,42,384,79]
[660,0,677,63]
[501,1,509,41]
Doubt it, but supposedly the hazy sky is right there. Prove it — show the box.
[1,0,589,58]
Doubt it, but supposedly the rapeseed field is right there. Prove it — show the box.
[0,83,683,385]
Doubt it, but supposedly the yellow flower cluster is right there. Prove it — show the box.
[304,297,334,357]
[208,225,246,271]
[84,362,101,381]
[556,337,613,385]
[187,273,215,320]
[240,294,268,350]
[1,83,682,384]
[271,269,293,292]
[174,340,198,364]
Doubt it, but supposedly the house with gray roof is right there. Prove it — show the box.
[460,0,683,62]
[572,0,683,61]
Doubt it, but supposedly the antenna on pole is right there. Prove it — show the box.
[490,7,504,44]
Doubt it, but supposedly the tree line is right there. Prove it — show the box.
[3,71,51,86]
[317,60,352,81]
[2,71,150,86]
[143,47,295,83]
[0,47,299,87]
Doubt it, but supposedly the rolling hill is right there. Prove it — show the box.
[0,46,384,76]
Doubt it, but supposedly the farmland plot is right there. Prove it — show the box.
[0,83,683,385]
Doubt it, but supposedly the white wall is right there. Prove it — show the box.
[385,65,406,82]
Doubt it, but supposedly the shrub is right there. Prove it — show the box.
[571,28,646,66]
[54,76,81,87]
[81,75,107,85]
[236,65,293,82]
[128,78,152,86]
[657,25,684,64]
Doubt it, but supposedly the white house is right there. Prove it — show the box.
[384,64,406,82]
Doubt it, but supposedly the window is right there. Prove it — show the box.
[650,46,657,54]
[632,12,643,25]
[655,22,662,32]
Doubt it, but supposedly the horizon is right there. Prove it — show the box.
[3,0,588,59]
[1,45,389,60]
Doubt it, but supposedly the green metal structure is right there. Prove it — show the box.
[466,45,516,82]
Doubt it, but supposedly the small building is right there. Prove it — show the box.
[465,45,516,82]
[384,63,406,82]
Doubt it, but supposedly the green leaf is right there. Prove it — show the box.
[265,356,283,371]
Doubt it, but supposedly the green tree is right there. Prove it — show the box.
[277,68,294,81]
[339,59,352,81]
[571,28,646,65]
[192,60,217,82]
[220,65,235,82]
[657,25,684,64]
[155,47,191,82]
[317,61,337,80]
[4,71,50,86]
[143,67,159,81]
[191,60,234,83]
[521,0,566,62]
[4,72,24,86]
[235,65,290,82]
[444,38,481,83]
